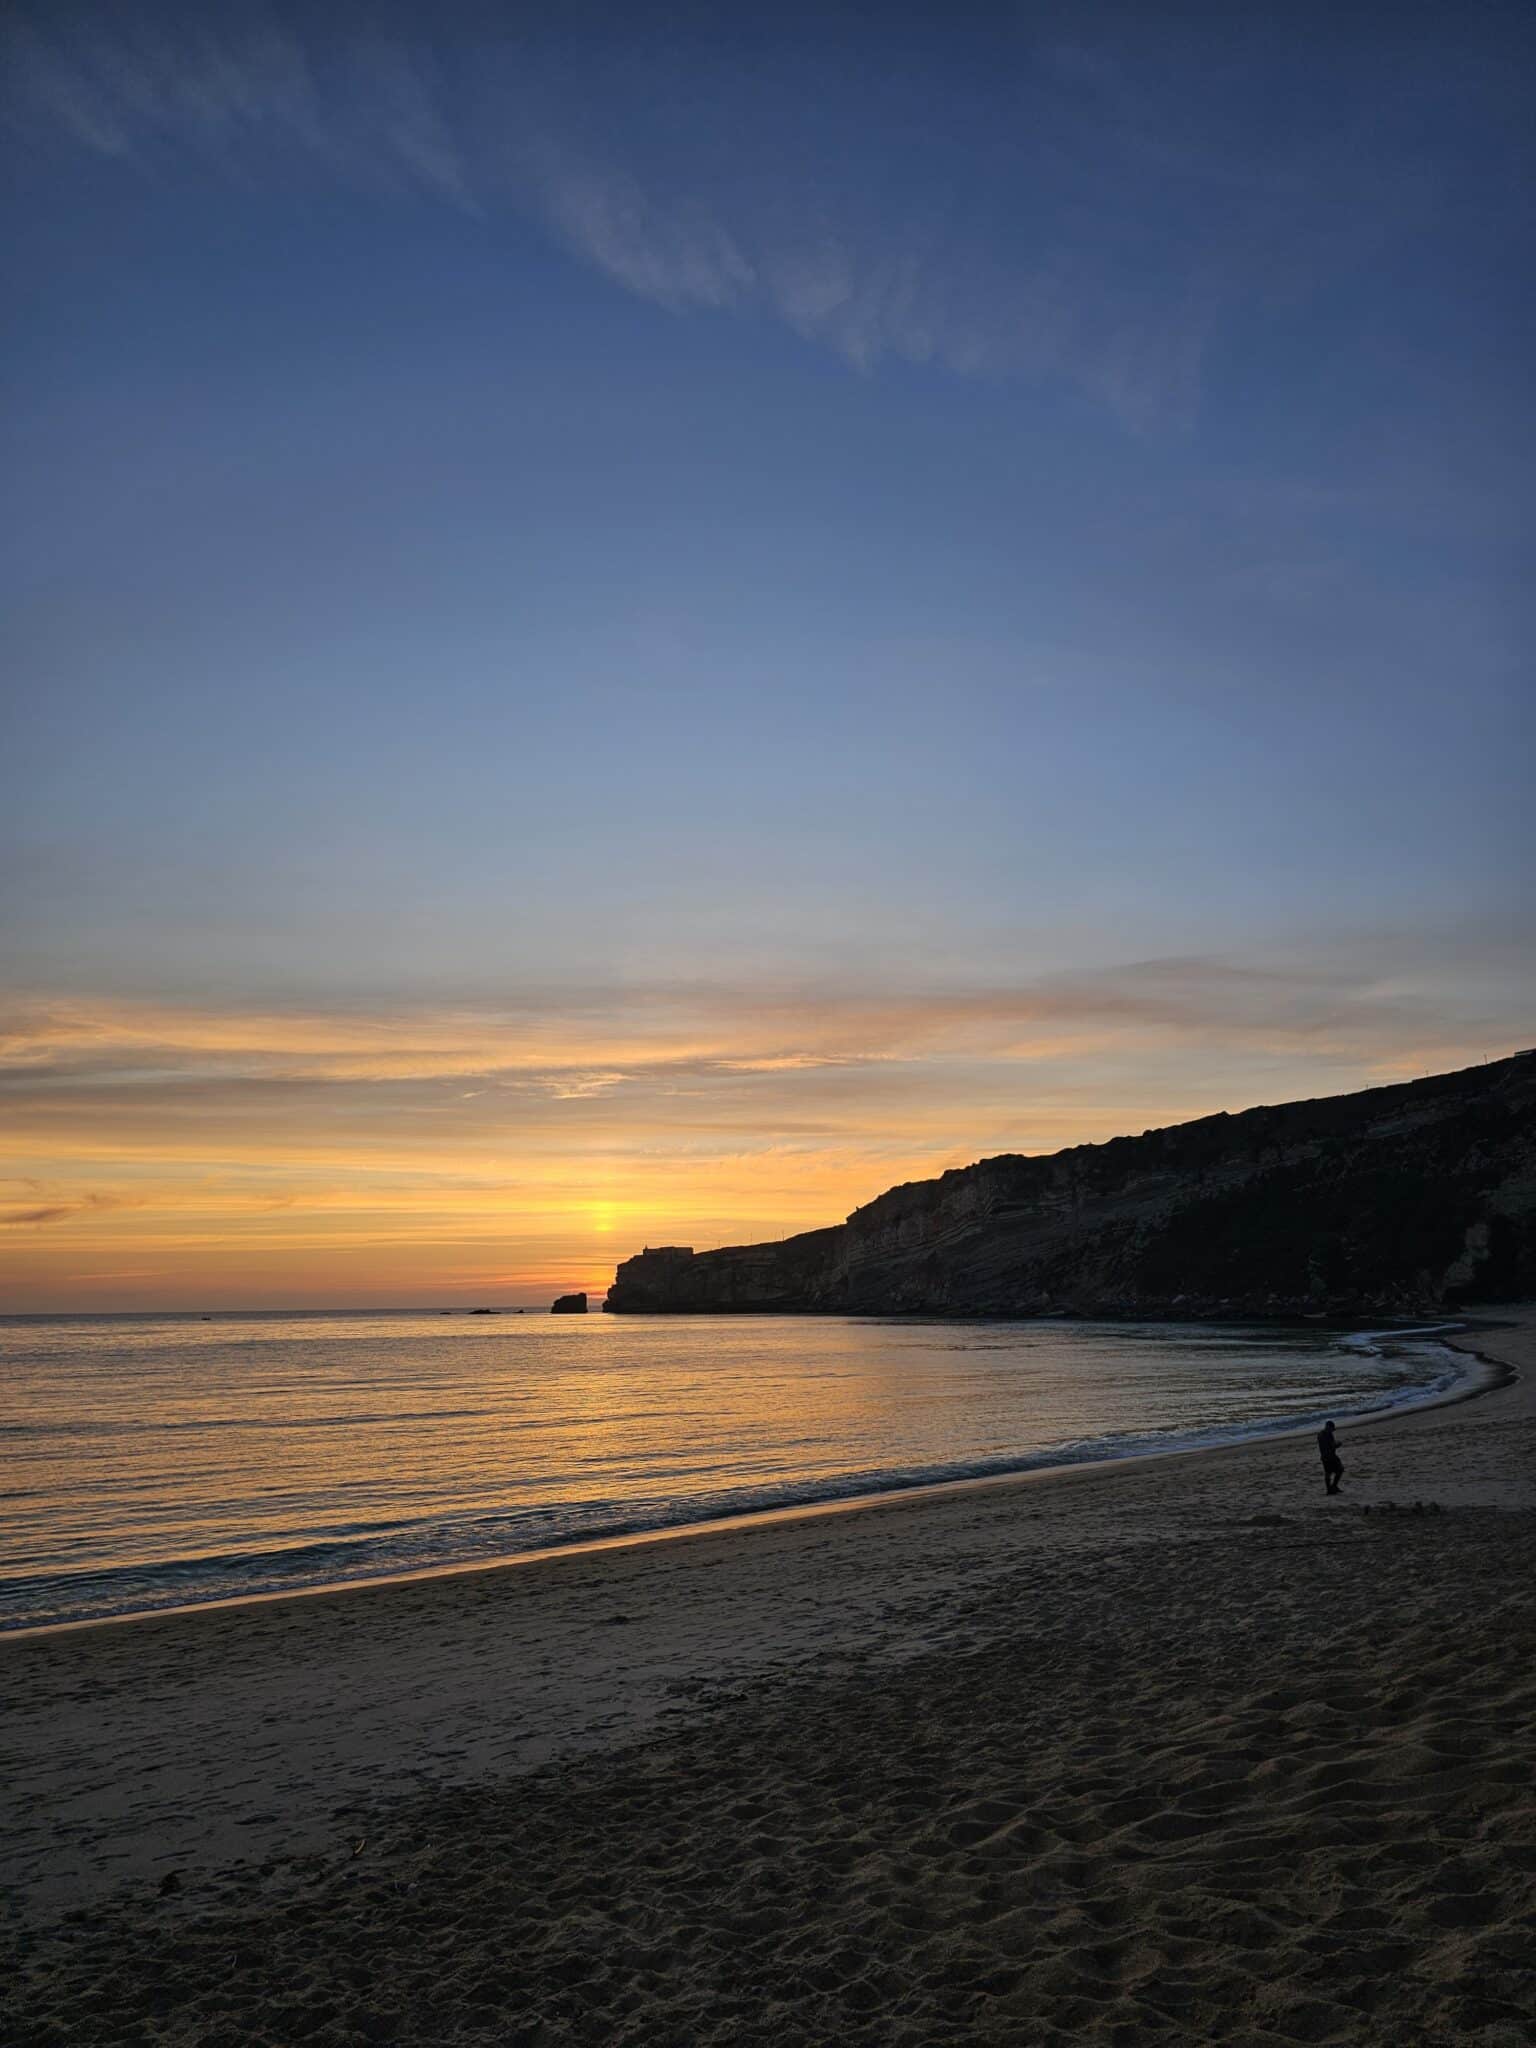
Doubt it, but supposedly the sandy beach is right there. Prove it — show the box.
[5,1309,1533,2045]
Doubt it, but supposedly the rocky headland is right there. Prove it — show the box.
[607,1051,1536,1319]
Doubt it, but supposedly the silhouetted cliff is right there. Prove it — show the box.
[606,1051,1536,1318]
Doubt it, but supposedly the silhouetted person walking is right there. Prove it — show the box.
[1318,1419,1344,1496]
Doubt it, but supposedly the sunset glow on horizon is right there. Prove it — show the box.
[4,970,1529,1310]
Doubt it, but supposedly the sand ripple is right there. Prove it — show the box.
[8,1503,1534,2046]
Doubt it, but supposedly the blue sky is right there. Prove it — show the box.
[2,3,1531,1305]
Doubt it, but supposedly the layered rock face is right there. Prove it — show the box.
[605,1233,844,1313]
[606,1052,1536,1319]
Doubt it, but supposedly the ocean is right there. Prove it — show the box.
[0,1312,1479,1632]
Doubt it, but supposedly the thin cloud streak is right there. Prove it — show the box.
[2,1190,135,1227]
[0,963,1505,1100]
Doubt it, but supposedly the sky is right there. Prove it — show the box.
[2,1,1532,1310]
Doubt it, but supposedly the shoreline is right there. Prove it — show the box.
[2,1318,1510,1645]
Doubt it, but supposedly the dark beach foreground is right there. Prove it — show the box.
[4,1310,1533,2046]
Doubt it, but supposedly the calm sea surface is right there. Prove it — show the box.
[0,1312,1473,1631]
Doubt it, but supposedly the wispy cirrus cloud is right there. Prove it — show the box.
[4,5,473,206]
[2,3,1439,431]
[527,154,755,316]
[517,125,1222,426]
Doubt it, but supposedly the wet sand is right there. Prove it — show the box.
[5,1308,1533,2045]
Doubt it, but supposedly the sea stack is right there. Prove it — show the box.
[550,1292,588,1314]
